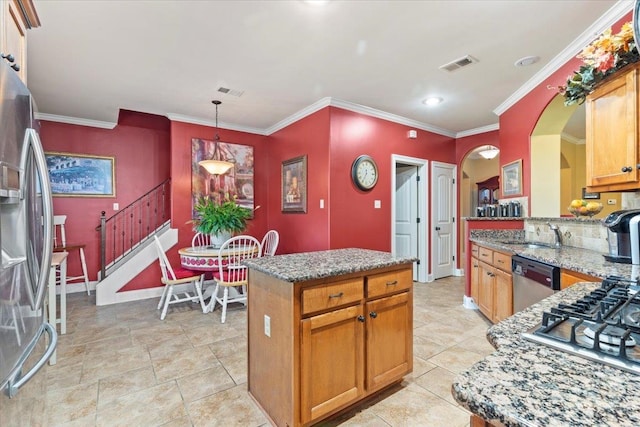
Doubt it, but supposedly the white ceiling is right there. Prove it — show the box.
[26,0,629,137]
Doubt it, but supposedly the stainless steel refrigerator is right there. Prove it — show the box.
[0,59,56,415]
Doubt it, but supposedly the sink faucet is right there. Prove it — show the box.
[547,222,562,248]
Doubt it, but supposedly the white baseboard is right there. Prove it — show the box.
[454,268,464,277]
[463,295,478,310]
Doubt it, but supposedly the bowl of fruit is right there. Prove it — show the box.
[568,199,603,217]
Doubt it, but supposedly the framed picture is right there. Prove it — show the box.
[191,138,255,218]
[281,155,307,213]
[501,159,523,197]
[582,188,600,200]
[46,152,115,197]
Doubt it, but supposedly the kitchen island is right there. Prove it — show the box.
[244,248,416,427]
[452,282,640,426]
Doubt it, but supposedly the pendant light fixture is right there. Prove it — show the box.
[199,100,234,175]
[478,145,500,160]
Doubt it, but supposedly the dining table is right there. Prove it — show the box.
[178,244,260,305]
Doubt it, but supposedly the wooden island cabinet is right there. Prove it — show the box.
[244,249,415,427]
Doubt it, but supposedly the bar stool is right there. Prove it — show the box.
[53,215,90,295]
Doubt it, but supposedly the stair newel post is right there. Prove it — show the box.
[100,211,106,281]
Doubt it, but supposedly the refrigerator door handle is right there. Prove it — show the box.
[7,323,57,398]
[28,129,54,311]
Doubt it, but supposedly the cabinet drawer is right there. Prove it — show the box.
[302,278,363,315]
[493,251,511,272]
[366,269,412,298]
[478,247,493,263]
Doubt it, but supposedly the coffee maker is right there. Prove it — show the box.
[602,209,640,264]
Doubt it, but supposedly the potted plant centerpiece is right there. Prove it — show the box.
[191,196,253,246]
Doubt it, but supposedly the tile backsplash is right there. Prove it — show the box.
[524,217,608,253]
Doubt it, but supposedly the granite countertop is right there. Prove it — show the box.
[244,248,416,282]
[469,232,636,279]
[452,282,640,426]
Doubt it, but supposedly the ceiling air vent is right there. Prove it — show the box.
[217,87,244,97]
[439,55,478,72]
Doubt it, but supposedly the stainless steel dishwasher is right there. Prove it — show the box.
[512,255,561,312]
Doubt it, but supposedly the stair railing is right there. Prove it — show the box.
[97,179,171,280]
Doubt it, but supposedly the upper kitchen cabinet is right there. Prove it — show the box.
[0,0,40,84]
[585,62,640,192]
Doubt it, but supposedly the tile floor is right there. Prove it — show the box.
[43,276,493,426]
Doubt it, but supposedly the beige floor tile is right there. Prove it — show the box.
[96,381,186,427]
[81,345,152,383]
[413,366,460,405]
[45,381,98,424]
[49,275,488,426]
[151,345,217,383]
[97,366,157,407]
[188,384,268,427]
[176,362,236,402]
[368,382,469,427]
[427,347,486,374]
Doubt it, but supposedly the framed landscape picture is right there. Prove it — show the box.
[501,159,522,197]
[46,152,115,197]
[281,155,307,213]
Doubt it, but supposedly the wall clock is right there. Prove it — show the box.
[351,155,378,191]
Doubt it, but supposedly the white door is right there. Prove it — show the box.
[395,165,418,278]
[431,162,456,279]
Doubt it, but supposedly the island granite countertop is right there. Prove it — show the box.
[452,282,640,427]
[243,248,416,282]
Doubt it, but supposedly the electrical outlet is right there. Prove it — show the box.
[264,315,271,337]
[608,199,616,205]
[374,200,381,209]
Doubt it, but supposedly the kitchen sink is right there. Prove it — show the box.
[498,240,558,249]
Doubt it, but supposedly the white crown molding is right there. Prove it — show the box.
[35,112,117,129]
[264,97,333,135]
[456,123,499,139]
[166,113,267,136]
[493,0,633,116]
[561,132,585,145]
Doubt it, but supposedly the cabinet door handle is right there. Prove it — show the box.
[622,166,633,173]
[357,315,365,322]
[11,64,19,72]
[386,280,398,286]
[1,53,15,63]
[328,292,344,298]
[369,311,378,318]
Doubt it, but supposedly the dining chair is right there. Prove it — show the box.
[153,236,207,320]
[191,232,212,248]
[53,215,90,295]
[260,229,279,256]
[207,235,261,323]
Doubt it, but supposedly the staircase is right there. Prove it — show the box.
[95,179,173,306]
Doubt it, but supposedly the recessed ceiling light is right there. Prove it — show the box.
[515,56,540,67]
[423,97,443,106]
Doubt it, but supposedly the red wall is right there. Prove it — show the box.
[40,113,171,287]
[267,108,331,254]
[328,108,455,251]
[164,121,270,278]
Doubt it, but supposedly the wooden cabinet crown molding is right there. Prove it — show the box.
[14,0,40,28]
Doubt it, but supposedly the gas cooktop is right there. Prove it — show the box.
[523,276,640,375]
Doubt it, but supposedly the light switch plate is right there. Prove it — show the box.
[320,199,324,209]
[264,315,271,337]
[608,199,616,205]
[113,203,119,210]
[374,200,381,209]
